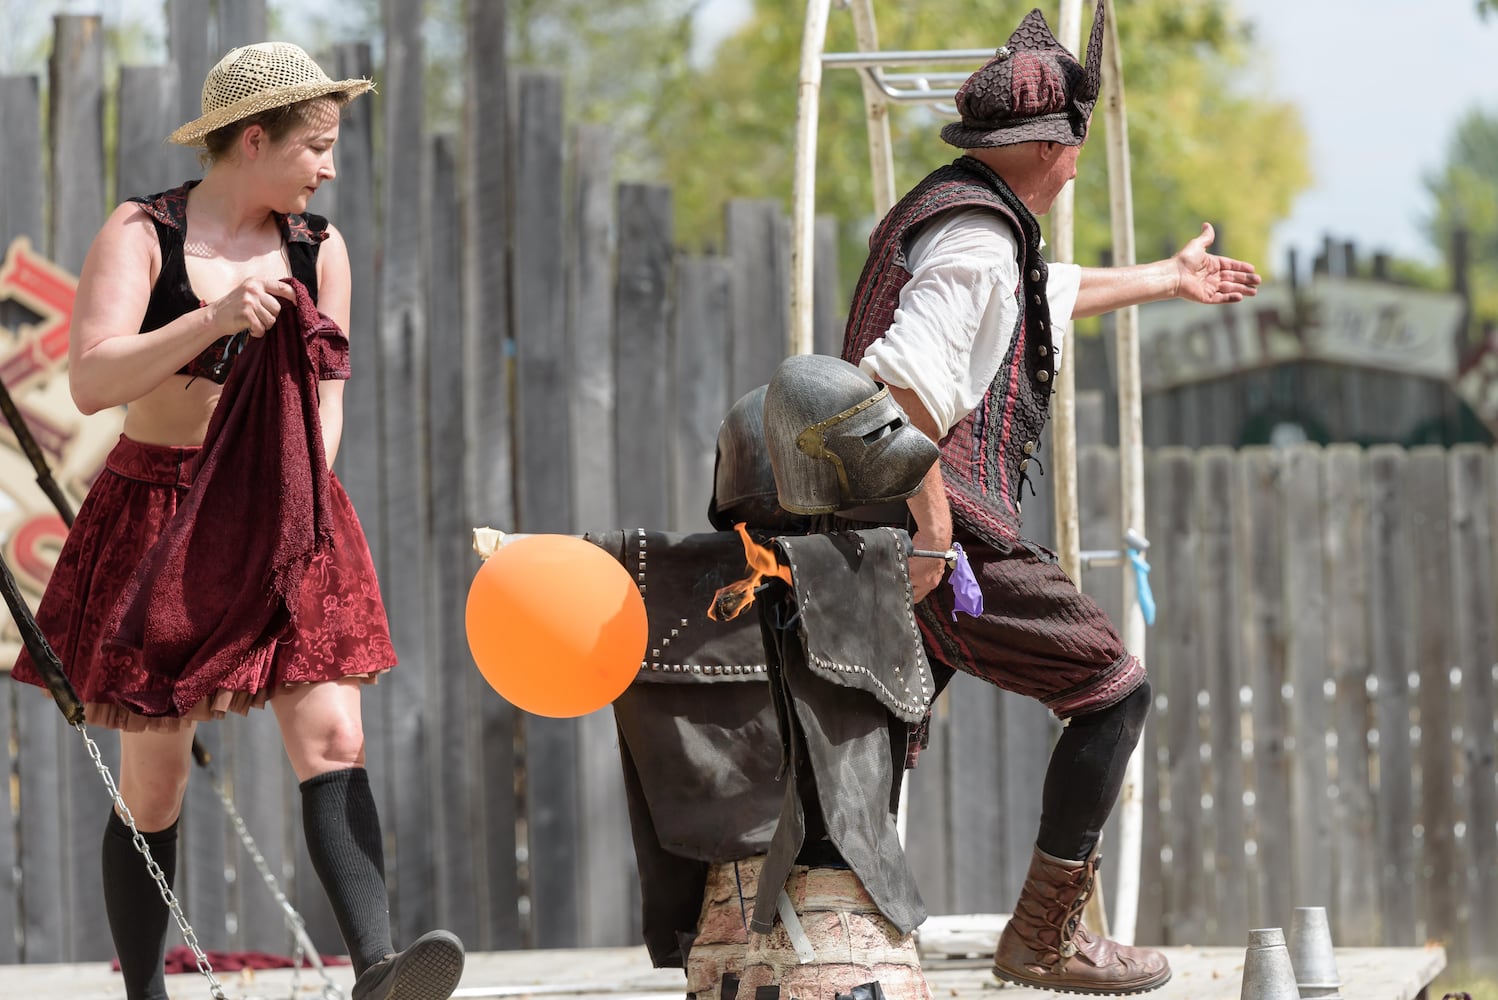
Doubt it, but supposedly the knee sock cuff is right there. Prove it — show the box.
[299,765,369,795]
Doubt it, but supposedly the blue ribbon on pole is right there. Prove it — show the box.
[1127,546,1156,626]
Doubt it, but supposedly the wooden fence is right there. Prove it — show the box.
[1,0,1495,978]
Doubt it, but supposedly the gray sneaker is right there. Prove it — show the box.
[351,929,465,1000]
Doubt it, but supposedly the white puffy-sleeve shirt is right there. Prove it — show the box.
[858,208,1081,438]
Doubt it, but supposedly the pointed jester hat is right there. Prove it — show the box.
[940,0,1106,149]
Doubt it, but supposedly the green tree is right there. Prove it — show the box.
[648,0,1309,278]
[1425,107,1498,335]
[506,0,697,175]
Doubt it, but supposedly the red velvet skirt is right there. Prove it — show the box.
[10,435,395,731]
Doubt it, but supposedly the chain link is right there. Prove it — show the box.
[201,756,346,1000]
[80,722,348,1000]
[79,722,231,1000]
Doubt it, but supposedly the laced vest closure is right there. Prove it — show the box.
[841,156,1054,547]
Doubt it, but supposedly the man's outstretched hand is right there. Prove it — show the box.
[1173,222,1262,304]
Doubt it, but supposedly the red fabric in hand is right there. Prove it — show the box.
[110,278,349,713]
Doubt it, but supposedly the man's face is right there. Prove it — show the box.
[1033,142,1083,215]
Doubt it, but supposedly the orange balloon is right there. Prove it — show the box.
[465,534,646,718]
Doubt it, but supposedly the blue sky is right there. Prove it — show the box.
[699,0,1497,269]
[1244,0,1496,268]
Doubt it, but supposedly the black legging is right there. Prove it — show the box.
[1035,680,1152,861]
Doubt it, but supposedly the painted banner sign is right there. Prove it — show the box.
[1126,275,1498,436]
[1,237,125,664]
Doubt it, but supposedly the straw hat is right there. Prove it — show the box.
[167,42,373,147]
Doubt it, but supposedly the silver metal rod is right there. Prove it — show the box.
[821,48,993,68]
[861,72,961,104]
[879,71,972,85]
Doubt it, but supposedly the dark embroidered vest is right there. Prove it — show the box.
[130,181,328,384]
[842,156,1054,546]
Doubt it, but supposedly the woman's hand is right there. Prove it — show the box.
[208,277,294,338]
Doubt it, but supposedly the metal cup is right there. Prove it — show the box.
[1288,906,1343,999]
[1241,927,1301,1000]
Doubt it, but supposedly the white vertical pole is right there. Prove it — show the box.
[1100,1,1145,946]
[790,0,834,357]
[1053,0,1115,942]
[1051,0,1084,587]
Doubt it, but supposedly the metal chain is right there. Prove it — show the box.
[78,722,231,1000]
[200,759,345,1000]
[82,722,350,1000]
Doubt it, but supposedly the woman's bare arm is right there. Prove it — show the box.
[68,203,291,414]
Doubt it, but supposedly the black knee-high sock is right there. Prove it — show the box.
[102,809,178,1000]
[300,767,394,976]
[1036,680,1152,862]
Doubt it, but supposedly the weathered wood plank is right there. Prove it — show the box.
[460,3,521,949]
[216,0,267,49]
[164,0,211,183]
[726,200,788,399]
[1406,447,1459,951]
[613,184,673,529]
[425,131,485,948]
[1134,452,1164,939]
[377,0,436,945]
[525,716,584,950]
[462,0,514,535]
[1365,446,1417,944]
[0,75,43,248]
[904,703,953,915]
[1194,447,1246,944]
[670,256,731,533]
[1078,446,1124,630]
[1150,448,1206,942]
[14,695,69,962]
[1077,443,1124,910]
[115,65,180,202]
[326,42,381,571]
[1282,445,1331,912]
[1321,444,1378,947]
[568,124,617,533]
[576,710,639,947]
[995,693,1054,911]
[47,15,114,962]
[48,16,105,274]
[1452,445,1498,958]
[512,71,571,534]
[0,688,17,963]
[180,727,231,950]
[812,215,842,358]
[221,711,295,954]
[944,677,1006,914]
[1239,447,1289,931]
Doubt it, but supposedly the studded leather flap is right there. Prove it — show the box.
[769,527,934,722]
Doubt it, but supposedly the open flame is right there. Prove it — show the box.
[708,523,793,621]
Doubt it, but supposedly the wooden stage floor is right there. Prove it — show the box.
[0,941,1447,1000]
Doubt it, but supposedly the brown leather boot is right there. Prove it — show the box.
[991,846,1171,996]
